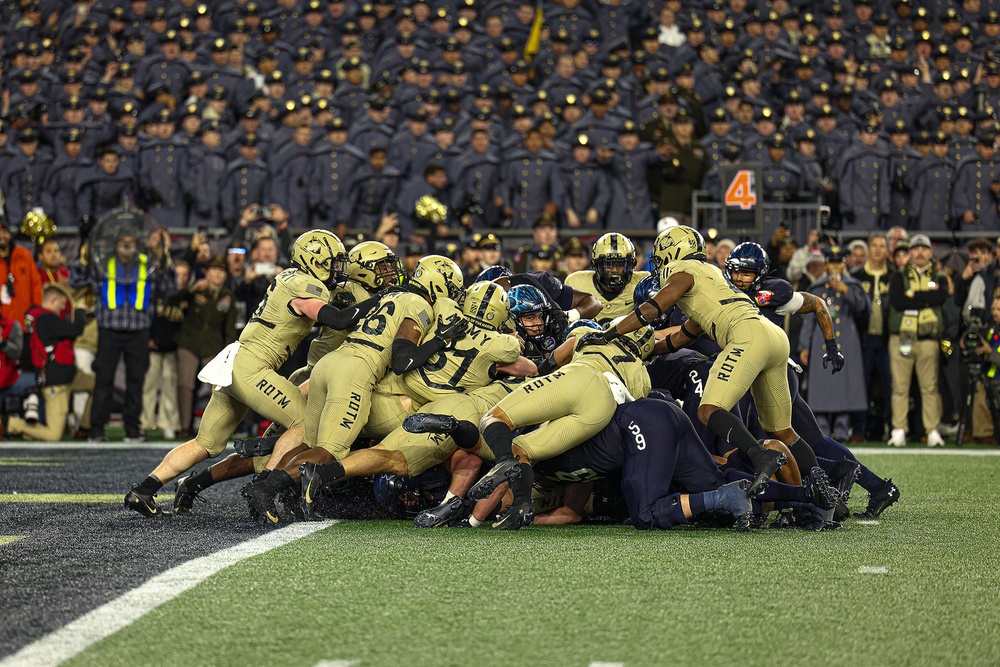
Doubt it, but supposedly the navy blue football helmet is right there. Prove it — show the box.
[508,284,552,342]
[632,273,670,328]
[565,318,602,335]
[725,242,770,292]
[475,264,513,283]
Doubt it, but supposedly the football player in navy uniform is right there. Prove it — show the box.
[476,264,603,326]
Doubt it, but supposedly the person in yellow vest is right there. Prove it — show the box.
[68,226,177,443]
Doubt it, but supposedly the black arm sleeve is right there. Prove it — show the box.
[391,337,446,375]
[313,293,382,330]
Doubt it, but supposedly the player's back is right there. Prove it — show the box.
[663,259,759,346]
[570,326,653,400]
[565,269,649,324]
[342,290,433,375]
[240,268,330,368]
[307,280,372,367]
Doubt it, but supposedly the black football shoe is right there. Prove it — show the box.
[241,479,280,523]
[124,485,162,517]
[854,479,900,518]
[467,459,522,501]
[299,462,326,520]
[403,413,459,434]
[746,446,787,497]
[491,501,534,530]
[233,434,281,458]
[172,475,206,515]
[414,495,466,528]
[805,466,840,511]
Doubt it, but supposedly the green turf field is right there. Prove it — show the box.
[66,452,1000,667]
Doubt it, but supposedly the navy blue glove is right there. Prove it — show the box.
[823,339,845,374]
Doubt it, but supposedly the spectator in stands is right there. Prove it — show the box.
[852,232,893,440]
[141,261,189,440]
[887,234,948,448]
[799,247,870,441]
[5,284,90,441]
[175,255,238,438]
[69,225,177,443]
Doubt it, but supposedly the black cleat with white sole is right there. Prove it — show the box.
[467,459,522,501]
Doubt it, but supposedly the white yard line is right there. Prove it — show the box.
[313,661,361,667]
[850,447,1000,456]
[0,520,338,667]
[857,566,889,575]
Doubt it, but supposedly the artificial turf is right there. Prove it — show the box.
[60,452,1000,667]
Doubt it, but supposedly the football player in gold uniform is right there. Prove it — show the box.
[125,230,365,517]
[565,232,648,324]
[588,226,817,497]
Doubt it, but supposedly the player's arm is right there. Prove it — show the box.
[494,355,538,377]
[533,481,593,525]
[601,272,694,341]
[290,293,382,329]
[391,314,468,374]
[535,337,578,375]
[797,292,845,373]
[569,288,602,320]
[655,320,704,355]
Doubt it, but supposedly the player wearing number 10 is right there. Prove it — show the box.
[589,226,826,499]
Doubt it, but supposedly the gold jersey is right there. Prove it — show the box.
[662,259,759,347]
[239,268,330,369]
[403,320,521,404]
[568,325,653,400]
[307,280,371,367]
[342,290,433,375]
[565,270,650,324]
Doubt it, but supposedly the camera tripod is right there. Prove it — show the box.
[956,357,1000,447]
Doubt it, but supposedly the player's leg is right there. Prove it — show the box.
[173,453,258,514]
[697,325,787,496]
[619,404,751,531]
[125,388,248,516]
[888,335,915,442]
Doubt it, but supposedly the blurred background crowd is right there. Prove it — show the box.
[0,0,999,445]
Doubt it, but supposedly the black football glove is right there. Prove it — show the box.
[823,339,845,374]
[435,313,469,342]
[549,306,569,337]
[330,290,357,309]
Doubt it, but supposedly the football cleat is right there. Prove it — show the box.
[241,480,280,523]
[467,459,522,501]
[414,495,466,528]
[403,413,459,435]
[172,475,206,514]
[124,485,161,517]
[747,446,787,497]
[710,480,754,531]
[805,466,839,511]
[854,479,900,518]
[299,462,325,520]
[491,501,534,530]
[233,434,281,458]
[828,459,862,501]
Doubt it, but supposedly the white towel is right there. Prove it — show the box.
[197,342,241,388]
[603,372,635,405]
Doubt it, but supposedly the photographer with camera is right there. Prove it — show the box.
[959,296,1000,445]
[957,238,1000,440]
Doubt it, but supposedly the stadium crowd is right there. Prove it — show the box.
[1,0,999,529]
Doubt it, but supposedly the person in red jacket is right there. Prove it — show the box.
[0,223,43,327]
[4,284,91,441]
[0,313,23,395]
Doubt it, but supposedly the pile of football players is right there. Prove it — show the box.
[124,224,899,532]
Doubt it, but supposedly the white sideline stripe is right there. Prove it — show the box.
[855,520,881,526]
[857,566,888,575]
[588,663,625,667]
[314,661,360,667]
[0,520,338,667]
[850,447,1000,457]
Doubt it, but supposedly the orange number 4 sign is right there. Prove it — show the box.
[724,169,758,210]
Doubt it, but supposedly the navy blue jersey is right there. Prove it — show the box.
[746,276,800,326]
[511,271,575,311]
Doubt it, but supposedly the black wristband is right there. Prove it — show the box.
[824,339,838,351]
[665,336,678,354]
[602,327,620,342]
[680,322,699,339]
